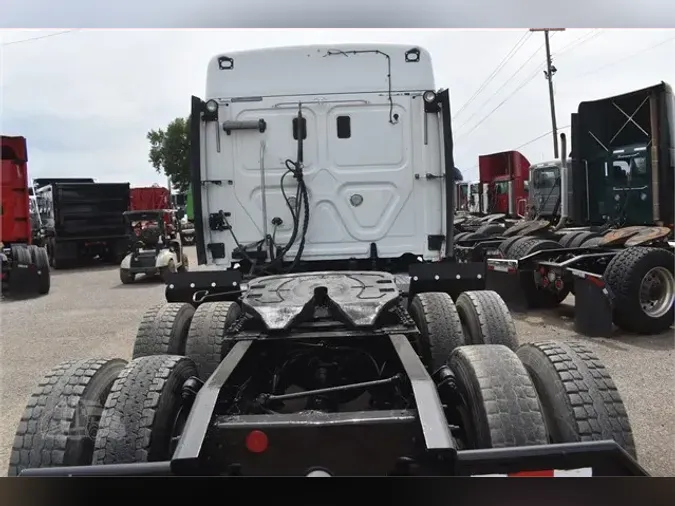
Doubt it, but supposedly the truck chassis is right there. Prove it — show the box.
[10,269,646,477]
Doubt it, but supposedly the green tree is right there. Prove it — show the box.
[147,116,191,191]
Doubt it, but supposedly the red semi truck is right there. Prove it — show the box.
[1,136,50,295]
[477,150,531,217]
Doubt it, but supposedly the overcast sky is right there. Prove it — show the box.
[1,29,673,185]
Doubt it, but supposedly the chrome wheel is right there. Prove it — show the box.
[639,266,675,318]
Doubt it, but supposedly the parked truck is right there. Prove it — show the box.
[1,136,50,296]
[473,82,674,336]
[478,150,530,217]
[11,44,646,478]
[35,179,131,268]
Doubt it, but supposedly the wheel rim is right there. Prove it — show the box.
[639,266,675,318]
[169,405,188,456]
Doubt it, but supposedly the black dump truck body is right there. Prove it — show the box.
[37,181,131,267]
[570,81,674,228]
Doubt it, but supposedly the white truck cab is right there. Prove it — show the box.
[190,44,457,273]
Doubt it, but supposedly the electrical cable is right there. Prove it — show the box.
[560,35,675,81]
[454,38,547,135]
[452,31,532,120]
[552,29,603,57]
[1,30,80,47]
[455,64,546,141]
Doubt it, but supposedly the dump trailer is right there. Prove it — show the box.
[36,181,131,268]
[10,44,647,478]
[1,136,51,296]
[130,185,170,212]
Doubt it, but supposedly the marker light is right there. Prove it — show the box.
[245,430,269,453]
[205,99,219,113]
[423,91,436,103]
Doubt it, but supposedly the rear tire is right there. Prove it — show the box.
[559,231,583,248]
[8,358,126,476]
[185,301,242,380]
[455,291,519,350]
[132,302,196,358]
[604,247,675,334]
[408,292,466,373]
[569,231,601,248]
[93,355,197,464]
[516,341,636,458]
[508,238,569,308]
[449,345,549,449]
[29,245,51,294]
[581,236,604,247]
[474,223,506,238]
[119,268,135,284]
[497,235,526,258]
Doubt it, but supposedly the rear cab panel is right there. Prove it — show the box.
[199,45,445,267]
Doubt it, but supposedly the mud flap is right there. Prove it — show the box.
[6,260,40,295]
[566,268,614,337]
[408,261,486,302]
[485,259,530,312]
[164,269,243,305]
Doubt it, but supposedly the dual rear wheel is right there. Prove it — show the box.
[8,289,638,476]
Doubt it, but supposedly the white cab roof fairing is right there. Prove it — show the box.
[205,44,436,100]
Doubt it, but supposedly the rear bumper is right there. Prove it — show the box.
[18,440,648,477]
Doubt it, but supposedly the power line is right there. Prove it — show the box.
[513,124,571,151]
[1,30,79,47]
[455,63,545,142]
[454,38,546,134]
[452,31,532,120]
[552,29,603,57]
[560,35,675,81]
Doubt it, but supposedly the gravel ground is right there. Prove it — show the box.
[0,246,673,476]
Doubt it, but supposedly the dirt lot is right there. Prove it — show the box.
[0,246,673,476]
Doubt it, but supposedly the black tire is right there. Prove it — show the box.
[29,245,50,294]
[119,268,135,284]
[508,238,568,307]
[408,292,466,373]
[581,236,603,247]
[11,244,31,264]
[474,223,506,238]
[8,358,127,476]
[559,231,583,249]
[132,302,196,358]
[454,232,471,242]
[449,345,549,449]
[604,247,675,334]
[185,301,242,380]
[497,235,527,258]
[569,231,600,248]
[517,341,636,458]
[455,291,519,350]
[508,237,561,261]
[93,355,197,464]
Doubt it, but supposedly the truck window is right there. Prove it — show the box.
[532,168,558,189]
[337,116,351,139]
[494,182,508,194]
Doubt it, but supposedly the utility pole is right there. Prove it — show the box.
[530,28,565,159]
